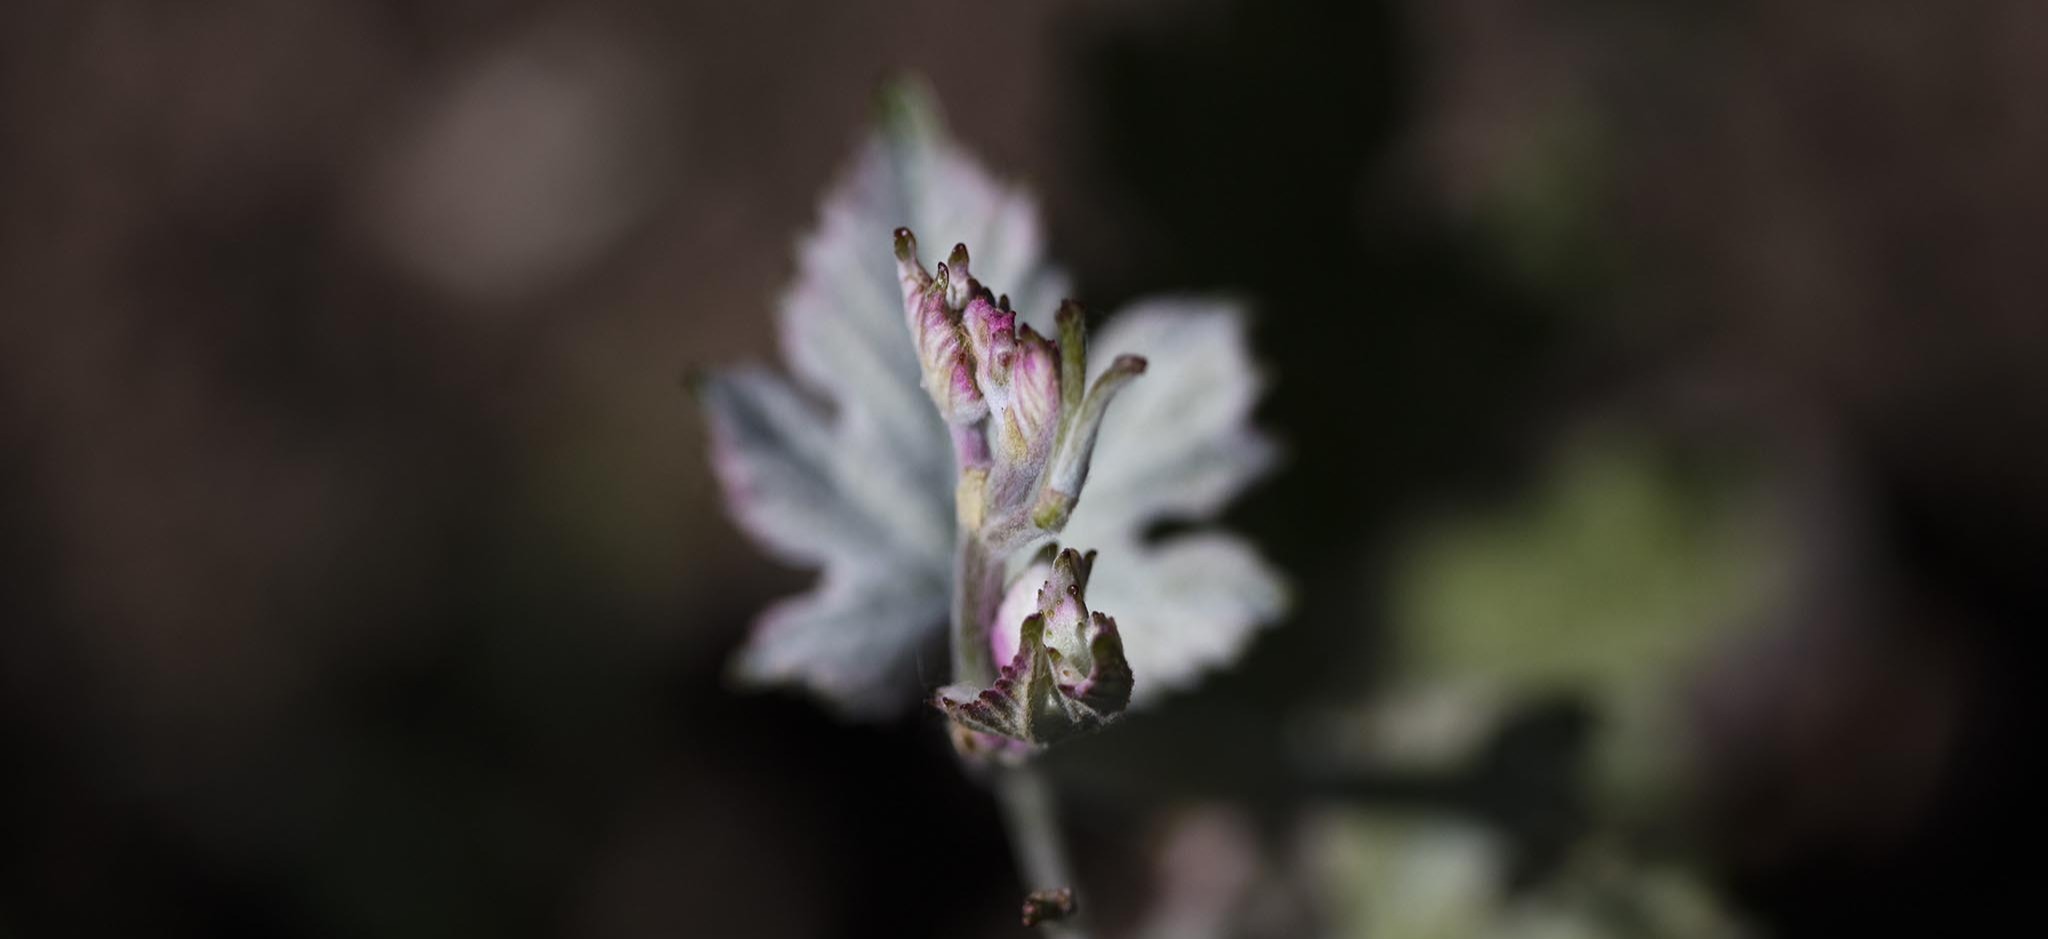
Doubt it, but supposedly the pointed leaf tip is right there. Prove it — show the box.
[875,75,944,145]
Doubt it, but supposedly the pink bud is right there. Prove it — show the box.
[962,297,1017,392]
[1009,325,1061,452]
[907,272,986,425]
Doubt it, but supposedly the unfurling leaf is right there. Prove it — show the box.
[936,549,1133,747]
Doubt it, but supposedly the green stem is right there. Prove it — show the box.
[996,770,1086,937]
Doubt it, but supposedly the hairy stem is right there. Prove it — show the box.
[951,534,1002,687]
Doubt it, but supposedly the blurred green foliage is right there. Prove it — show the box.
[1313,814,1748,939]
[1391,435,1783,804]
[1291,436,1782,938]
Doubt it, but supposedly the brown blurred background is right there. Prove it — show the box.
[2,0,2043,936]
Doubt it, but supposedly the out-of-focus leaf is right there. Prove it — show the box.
[1064,301,1279,527]
[703,82,1064,716]
[700,368,914,567]
[731,565,949,715]
[1074,532,1287,706]
[1310,814,1752,939]
[1061,304,1287,703]
[1389,437,1784,796]
[1312,814,1506,939]
[779,81,1067,509]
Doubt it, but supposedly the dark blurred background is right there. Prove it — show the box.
[3,0,2043,936]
